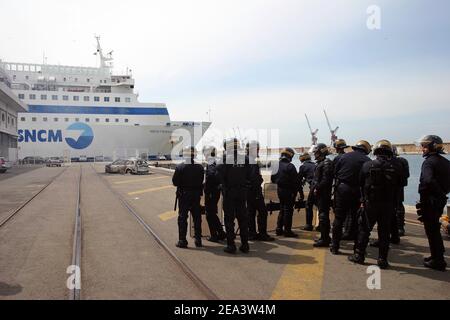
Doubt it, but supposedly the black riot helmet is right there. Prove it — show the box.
[373,139,393,156]
[280,147,295,162]
[333,139,348,151]
[312,143,329,160]
[299,152,311,162]
[352,140,372,155]
[245,140,260,157]
[417,135,445,155]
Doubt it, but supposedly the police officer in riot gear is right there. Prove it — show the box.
[333,139,348,166]
[417,135,450,271]
[348,140,402,269]
[203,145,227,243]
[330,140,371,254]
[310,143,334,247]
[371,145,410,247]
[392,145,410,237]
[217,138,251,254]
[332,139,353,239]
[298,152,316,231]
[172,146,205,248]
[271,147,299,237]
[246,141,275,242]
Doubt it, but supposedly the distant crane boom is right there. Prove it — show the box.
[323,109,339,146]
[305,113,319,147]
[323,110,333,132]
[305,114,313,133]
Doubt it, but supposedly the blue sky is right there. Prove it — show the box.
[1,0,449,147]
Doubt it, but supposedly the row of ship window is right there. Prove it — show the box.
[13,75,119,83]
[20,117,132,124]
[18,94,132,103]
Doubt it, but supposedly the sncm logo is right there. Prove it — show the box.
[18,122,94,150]
[65,122,94,150]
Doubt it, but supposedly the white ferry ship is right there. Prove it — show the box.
[0,37,210,161]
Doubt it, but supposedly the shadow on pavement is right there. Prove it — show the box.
[198,235,319,266]
[0,282,23,296]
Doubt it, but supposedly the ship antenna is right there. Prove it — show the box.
[206,107,212,122]
[95,35,113,69]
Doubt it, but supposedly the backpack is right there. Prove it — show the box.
[365,159,399,202]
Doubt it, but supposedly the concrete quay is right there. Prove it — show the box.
[0,164,448,300]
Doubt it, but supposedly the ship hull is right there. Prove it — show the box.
[18,113,210,160]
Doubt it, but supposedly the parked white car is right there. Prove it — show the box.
[46,157,63,167]
[0,157,11,173]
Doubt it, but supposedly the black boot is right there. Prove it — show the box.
[330,246,340,255]
[224,244,237,254]
[258,233,275,241]
[348,253,365,265]
[275,228,284,236]
[239,243,250,253]
[423,259,447,271]
[176,240,188,248]
[377,258,389,269]
[423,255,433,262]
[398,227,405,237]
[313,238,330,247]
[302,224,313,231]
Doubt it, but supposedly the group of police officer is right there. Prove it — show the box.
[172,134,449,271]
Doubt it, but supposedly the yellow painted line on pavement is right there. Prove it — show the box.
[127,185,174,196]
[114,175,169,185]
[159,211,178,221]
[271,233,326,300]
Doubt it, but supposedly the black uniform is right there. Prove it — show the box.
[246,156,270,238]
[393,156,410,232]
[418,153,450,263]
[355,156,402,261]
[204,159,226,240]
[271,159,299,235]
[331,149,371,249]
[172,162,205,241]
[298,160,316,227]
[333,153,349,235]
[310,158,334,241]
[332,153,344,167]
[217,155,252,248]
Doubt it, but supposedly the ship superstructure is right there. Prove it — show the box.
[0,37,210,160]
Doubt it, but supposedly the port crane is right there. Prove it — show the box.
[305,114,319,147]
[323,109,339,146]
